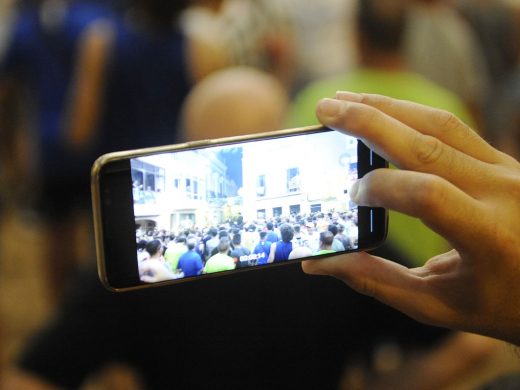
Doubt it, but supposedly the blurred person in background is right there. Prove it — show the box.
[181,0,297,92]
[455,0,520,137]
[0,0,21,214]
[0,0,118,301]
[403,0,490,130]
[488,68,520,162]
[182,0,360,95]
[181,66,289,141]
[280,0,358,93]
[0,0,228,302]
[288,0,473,271]
[455,0,520,93]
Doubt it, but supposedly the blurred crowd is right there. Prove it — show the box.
[2,0,520,389]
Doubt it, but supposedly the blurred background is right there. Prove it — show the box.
[2,0,520,389]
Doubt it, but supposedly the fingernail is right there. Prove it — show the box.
[318,98,343,119]
[349,180,360,203]
[336,91,362,102]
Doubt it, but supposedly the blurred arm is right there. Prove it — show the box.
[64,19,114,150]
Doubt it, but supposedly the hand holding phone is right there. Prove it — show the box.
[303,93,520,346]
[91,125,388,291]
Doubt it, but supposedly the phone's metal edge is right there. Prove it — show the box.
[91,157,110,290]
[91,125,327,292]
[96,124,326,164]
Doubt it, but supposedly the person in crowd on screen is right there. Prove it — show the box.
[268,223,294,263]
[335,224,351,251]
[139,239,175,283]
[177,238,203,278]
[291,223,307,249]
[136,239,149,262]
[288,245,313,261]
[327,224,346,252]
[313,231,336,256]
[265,221,279,244]
[253,231,272,266]
[204,238,236,274]
[229,233,251,268]
[209,230,232,257]
[164,235,187,271]
[241,223,258,252]
[203,227,219,259]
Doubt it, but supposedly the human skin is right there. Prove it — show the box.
[302,92,520,346]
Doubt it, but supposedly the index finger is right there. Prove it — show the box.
[335,92,503,164]
[316,98,496,195]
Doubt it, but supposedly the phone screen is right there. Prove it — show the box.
[130,130,361,283]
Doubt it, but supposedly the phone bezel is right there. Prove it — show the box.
[91,125,388,292]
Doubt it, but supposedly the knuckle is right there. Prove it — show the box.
[356,92,370,105]
[350,276,377,298]
[437,109,479,146]
[486,167,520,203]
[411,133,444,168]
[372,93,397,109]
[412,175,446,211]
[359,93,386,106]
[498,150,520,168]
[436,109,464,132]
[341,103,378,132]
[485,220,510,249]
[482,171,520,246]
[504,171,520,198]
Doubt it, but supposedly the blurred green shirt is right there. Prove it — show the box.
[288,69,474,266]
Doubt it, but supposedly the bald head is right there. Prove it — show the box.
[182,67,289,141]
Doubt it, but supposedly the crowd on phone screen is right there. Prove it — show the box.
[136,210,358,282]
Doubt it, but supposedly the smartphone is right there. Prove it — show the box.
[92,125,388,291]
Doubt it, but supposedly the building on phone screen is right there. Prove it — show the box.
[131,131,357,235]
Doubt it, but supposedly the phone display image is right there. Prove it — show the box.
[132,130,358,282]
[92,127,387,291]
